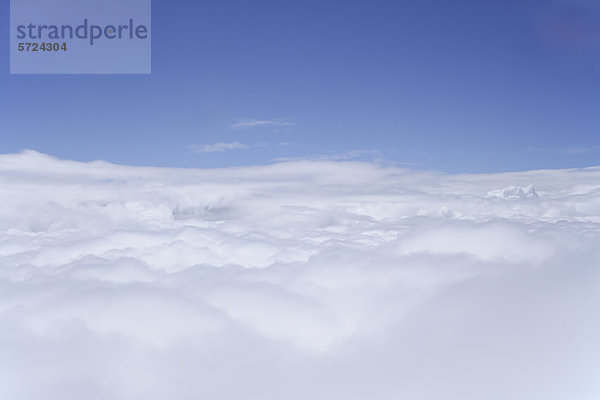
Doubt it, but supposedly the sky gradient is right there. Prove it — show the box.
[1,0,599,172]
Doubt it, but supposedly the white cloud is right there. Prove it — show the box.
[190,142,250,153]
[230,118,295,130]
[1,150,600,399]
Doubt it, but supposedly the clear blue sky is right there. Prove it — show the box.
[1,0,599,172]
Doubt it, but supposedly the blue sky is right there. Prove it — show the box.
[1,0,599,172]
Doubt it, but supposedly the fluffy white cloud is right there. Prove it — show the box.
[1,150,599,399]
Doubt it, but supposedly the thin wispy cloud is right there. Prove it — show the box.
[231,118,295,130]
[558,146,597,155]
[190,142,250,153]
[526,145,599,156]
[274,149,380,162]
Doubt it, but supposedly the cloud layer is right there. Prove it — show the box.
[1,150,599,399]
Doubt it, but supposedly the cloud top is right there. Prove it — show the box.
[1,150,599,400]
